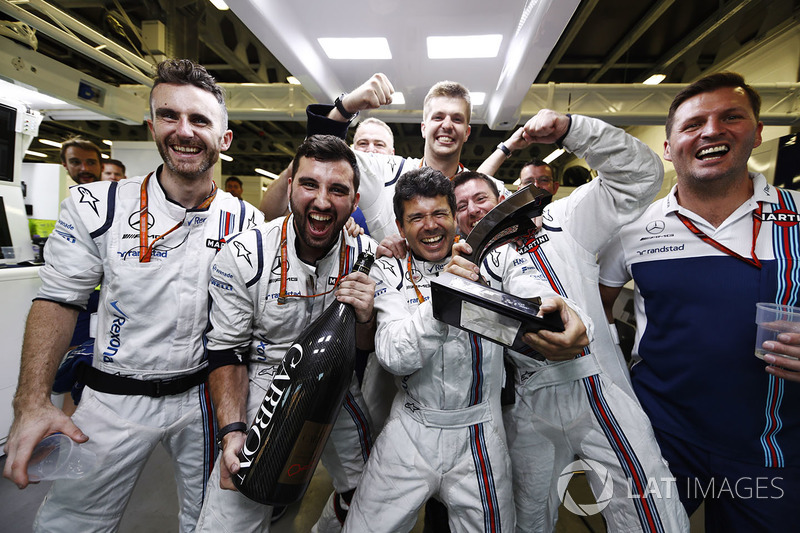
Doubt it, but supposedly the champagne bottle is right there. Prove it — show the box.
[234,251,375,505]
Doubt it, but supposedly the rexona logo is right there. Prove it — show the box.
[102,300,129,363]
[557,459,614,516]
[763,209,800,228]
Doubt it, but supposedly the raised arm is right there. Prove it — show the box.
[259,165,292,221]
[477,126,536,177]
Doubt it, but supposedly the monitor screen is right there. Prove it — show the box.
[0,197,14,258]
[0,103,16,183]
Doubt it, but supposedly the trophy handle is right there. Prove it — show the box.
[463,186,552,265]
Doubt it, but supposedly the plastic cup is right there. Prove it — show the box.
[754,303,800,361]
[27,433,97,482]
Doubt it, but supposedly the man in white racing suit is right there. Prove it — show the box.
[473,110,689,532]
[2,59,264,532]
[342,167,592,532]
[197,135,378,533]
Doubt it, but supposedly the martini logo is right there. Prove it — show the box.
[763,209,800,228]
[518,232,549,254]
[557,459,614,516]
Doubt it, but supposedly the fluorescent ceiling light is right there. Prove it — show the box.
[427,34,503,59]
[643,74,666,85]
[219,153,233,162]
[318,38,392,60]
[25,150,48,158]
[0,79,68,107]
[471,92,486,106]
[255,168,281,179]
[390,92,405,105]
[286,76,301,85]
[543,148,565,164]
[101,154,109,159]
[39,139,63,148]
[209,0,229,10]
[102,139,113,146]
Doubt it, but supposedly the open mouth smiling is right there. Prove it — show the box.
[696,144,729,160]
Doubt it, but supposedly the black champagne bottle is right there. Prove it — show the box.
[234,251,375,505]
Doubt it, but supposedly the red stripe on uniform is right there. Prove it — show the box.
[586,376,660,532]
[472,425,498,532]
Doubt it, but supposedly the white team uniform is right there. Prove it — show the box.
[502,115,689,532]
[33,170,263,533]
[196,216,376,533]
[343,247,592,533]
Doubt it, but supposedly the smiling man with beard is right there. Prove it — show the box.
[3,59,263,532]
[197,134,379,533]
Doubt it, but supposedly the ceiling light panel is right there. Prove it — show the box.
[318,38,392,60]
[427,34,503,59]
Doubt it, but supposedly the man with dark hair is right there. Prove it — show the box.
[101,158,126,182]
[599,72,800,531]
[343,167,591,532]
[224,176,243,199]
[60,136,102,184]
[519,159,559,196]
[453,106,689,531]
[196,134,376,532]
[2,58,263,532]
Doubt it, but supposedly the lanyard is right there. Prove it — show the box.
[407,254,427,305]
[675,203,762,269]
[278,215,348,305]
[405,236,460,305]
[138,173,217,263]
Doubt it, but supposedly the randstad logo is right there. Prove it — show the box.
[557,459,613,516]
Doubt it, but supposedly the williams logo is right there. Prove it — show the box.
[763,210,800,228]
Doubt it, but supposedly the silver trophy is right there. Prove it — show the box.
[431,185,562,355]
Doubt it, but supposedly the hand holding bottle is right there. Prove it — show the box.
[335,270,376,324]
[218,429,247,491]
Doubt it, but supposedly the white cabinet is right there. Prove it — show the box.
[0,266,41,446]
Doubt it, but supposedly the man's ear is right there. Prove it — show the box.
[753,121,764,149]
[220,130,233,151]
[396,219,406,239]
[663,140,672,162]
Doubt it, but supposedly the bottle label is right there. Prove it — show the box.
[236,343,304,482]
[278,420,333,485]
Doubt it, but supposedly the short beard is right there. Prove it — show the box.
[156,141,215,181]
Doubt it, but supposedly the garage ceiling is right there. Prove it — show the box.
[1,0,798,182]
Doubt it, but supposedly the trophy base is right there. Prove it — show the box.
[430,272,564,357]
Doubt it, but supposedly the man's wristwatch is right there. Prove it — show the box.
[497,142,512,158]
[334,93,359,120]
[216,422,247,450]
